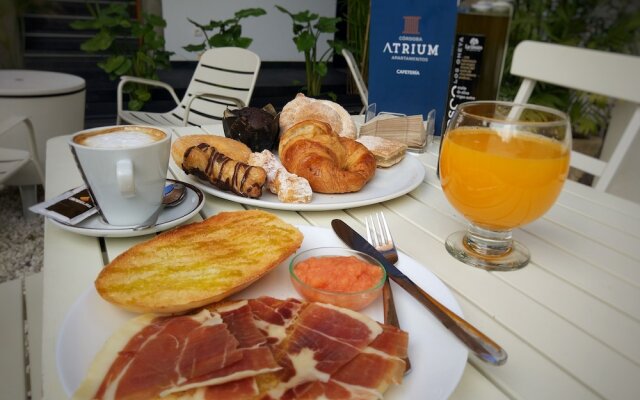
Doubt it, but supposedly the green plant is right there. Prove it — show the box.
[343,0,370,93]
[183,8,266,53]
[499,0,640,137]
[276,5,344,97]
[70,3,174,110]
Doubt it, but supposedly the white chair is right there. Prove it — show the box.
[342,48,368,114]
[510,40,640,192]
[0,116,45,216]
[117,47,261,127]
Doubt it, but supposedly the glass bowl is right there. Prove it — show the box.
[289,247,386,311]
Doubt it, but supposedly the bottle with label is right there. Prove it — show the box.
[437,0,512,177]
[442,0,512,132]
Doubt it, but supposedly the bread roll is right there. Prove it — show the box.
[278,120,376,193]
[279,93,357,139]
[95,210,304,314]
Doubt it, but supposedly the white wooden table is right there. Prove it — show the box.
[41,126,640,399]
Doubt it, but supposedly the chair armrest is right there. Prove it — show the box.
[0,116,38,157]
[116,76,181,124]
[0,116,45,185]
[183,93,245,127]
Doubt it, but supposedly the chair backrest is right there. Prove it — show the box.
[179,47,261,126]
[341,48,368,111]
[510,40,640,192]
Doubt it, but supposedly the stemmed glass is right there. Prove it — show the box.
[439,101,571,271]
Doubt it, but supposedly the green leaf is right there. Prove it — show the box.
[69,19,98,30]
[235,8,266,19]
[183,43,206,52]
[187,18,207,30]
[314,62,328,77]
[137,51,153,66]
[100,55,124,73]
[80,31,113,52]
[113,58,132,75]
[235,37,253,48]
[228,24,242,38]
[294,31,315,52]
[293,23,305,35]
[134,87,151,101]
[128,98,144,111]
[222,18,237,27]
[316,17,340,33]
[210,32,234,47]
[203,20,224,30]
[146,13,166,27]
[328,40,345,53]
[292,11,318,23]
[275,5,293,18]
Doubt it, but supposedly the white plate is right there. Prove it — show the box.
[169,154,426,211]
[57,225,467,399]
[48,179,204,237]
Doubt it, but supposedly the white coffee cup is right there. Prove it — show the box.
[69,125,171,226]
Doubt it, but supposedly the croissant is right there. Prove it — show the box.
[181,143,266,198]
[278,120,376,193]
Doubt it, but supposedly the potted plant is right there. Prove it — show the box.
[70,3,174,111]
[499,0,640,138]
[183,8,266,54]
[276,5,344,97]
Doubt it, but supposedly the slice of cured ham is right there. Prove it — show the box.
[73,307,279,400]
[249,297,303,345]
[258,303,408,399]
[73,297,408,400]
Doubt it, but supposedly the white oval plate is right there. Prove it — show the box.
[169,154,426,211]
[48,179,204,237]
[57,225,467,400]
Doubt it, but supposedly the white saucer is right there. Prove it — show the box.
[48,179,204,237]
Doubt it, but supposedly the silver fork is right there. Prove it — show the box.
[365,212,412,374]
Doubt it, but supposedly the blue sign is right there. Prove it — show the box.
[368,0,458,134]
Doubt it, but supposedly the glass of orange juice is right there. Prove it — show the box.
[439,101,571,270]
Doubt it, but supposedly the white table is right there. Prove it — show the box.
[41,126,640,399]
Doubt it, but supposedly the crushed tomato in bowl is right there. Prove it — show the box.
[294,256,384,292]
[289,248,386,310]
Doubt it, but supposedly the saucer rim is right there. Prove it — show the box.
[47,179,204,237]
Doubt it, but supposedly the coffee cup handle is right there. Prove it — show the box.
[116,159,135,198]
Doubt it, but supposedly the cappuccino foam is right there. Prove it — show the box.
[75,129,164,149]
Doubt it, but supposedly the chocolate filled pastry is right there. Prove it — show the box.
[181,143,267,198]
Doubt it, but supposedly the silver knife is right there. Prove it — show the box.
[331,219,508,366]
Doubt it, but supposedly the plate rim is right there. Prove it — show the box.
[169,155,426,211]
[56,225,467,399]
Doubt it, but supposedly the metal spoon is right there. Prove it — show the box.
[162,182,187,206]
[133,182,187,231]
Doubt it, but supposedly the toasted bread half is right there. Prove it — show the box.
[171,135,251,166]
[95,210,303,313]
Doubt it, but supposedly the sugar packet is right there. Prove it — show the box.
[30,185,98,225]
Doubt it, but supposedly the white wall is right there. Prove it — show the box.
[162,0,337,62]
